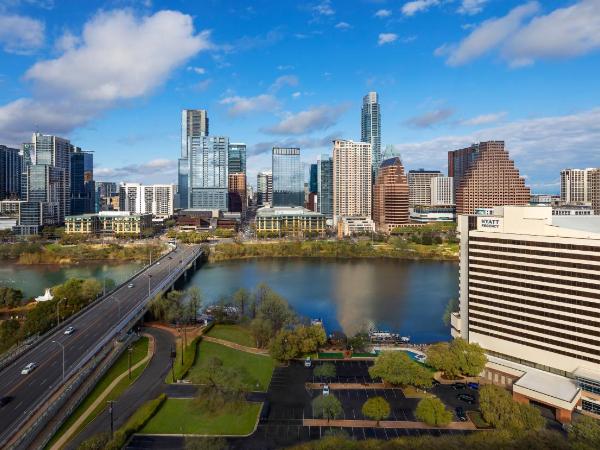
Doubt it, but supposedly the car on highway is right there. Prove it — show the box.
[322,384,330,396]
[128,283,134,288]
[156,261,160,265]
[64,326,76,335]
[455,406,467,421]
[457,393,476,404]
[0,396,13,407]
[21,362,37,375]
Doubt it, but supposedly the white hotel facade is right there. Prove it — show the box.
[452,206,600,423]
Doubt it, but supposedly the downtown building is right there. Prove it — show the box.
[408,169,442,207]
[257,170,273,206]
[361,92,381,177]
[272,147,303,207]
[453,206,600,422]
[560,168,597,204]
[118,183,175,219]
[333,139,372,224]
[228,143,246,175]
[372,157,409,233]
[450,141,530,215]
[317,155,333,220]
[178,109,209,209]
[0,145,22,200]
[228,173,247,213]
[189,136,229,211]
[70,147,95,214]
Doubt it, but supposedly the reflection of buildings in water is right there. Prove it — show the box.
[332,262,409,336]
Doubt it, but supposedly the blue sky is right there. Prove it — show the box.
[0,0,599,192]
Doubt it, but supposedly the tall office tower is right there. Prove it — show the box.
[228,143,246,174]
[179,109,209,209]
[19,143,34,200]
[373,157,409,233]
[70,148,95,214]
[16,164,62,234]
[309,164,318,194]
[454,141,530,215]
[560,168,595,203]
[408,169,441,207]
[317,155,333,219]
[257,170,273,206]
[118,183,175,218]
[431,176,454,205]
[361,92,381,177]
[590,169,600,215]
[228,173,247,213]
[0,145,22,200]
[333,139,372,223]
[272,147,303,207]
[189,136,229,210]
[448,144,480,196]
[454,206,600,423]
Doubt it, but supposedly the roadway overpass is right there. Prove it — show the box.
[0,244,204,449]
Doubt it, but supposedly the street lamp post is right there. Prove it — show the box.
[56,298,65,327]
[52,340,65,381]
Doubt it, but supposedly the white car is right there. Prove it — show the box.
[304,357,312,368]
[128,283,134,288]
[322,384,330,396]
[156,261,160,265]
[64,326,75,335]
[21,362,37,375]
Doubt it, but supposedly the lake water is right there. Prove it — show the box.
[0,261,144,300]
[186,259,458,344]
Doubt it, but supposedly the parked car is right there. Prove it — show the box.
[64,326,76,335]
[457,393,476,404]
[322,384,330,396]
[304,357,312,368]
[260,401,270,421]
[455,406,467,421]
[0,396,13,407]
[467,382,480,390]
[21,362,37,375]
[452,382,467,390]
[128,283,134,288]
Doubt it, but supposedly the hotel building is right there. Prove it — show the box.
[452,206,600,422]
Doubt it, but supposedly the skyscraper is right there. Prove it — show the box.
[448,144,480,197]
[228,173,247,213]
[70,147,95,214]
[272,147,303,207]
[228,143,247,174]
[430,176,454,205]
[179,109,209,209]
[257,170,273,206]
[373,157,409,233]
[317,155,333,219]
[408,169,441,206]
[189,135,229,210]
[118,183,175,218]
[560,168,595,204]
[453,141,530,214]
[309,164,318,194]
[0,145,22,200]
[361,92,381,177]
[333,139,372,223]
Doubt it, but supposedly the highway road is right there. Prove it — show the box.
[0,244,201,447]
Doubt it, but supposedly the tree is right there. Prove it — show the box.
[442,297,459,326]
[232,288,250,318]
[270,329,301,362]
[369,351,433,389]
[314,363,336,380]
[312,394,343,423]
[479,385,545,432]
[361,397,390,426]
[187,286,203,323]
[256,289,295,333]
[415,397,452,427]
[347,332,369,352]
[425,338,486,379]
[249,317,272,348]
[569,416,600,450]
[0,287,24,308]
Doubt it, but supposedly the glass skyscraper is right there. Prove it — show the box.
[361,92,381,177]
[309,163,318,193]
[0,145,22,200]
[179,109,209,209]
[228,143,246,174]
[272,147,303,207]
[189,136,229,210]
[317,155,333,219]
[70,148,95,214]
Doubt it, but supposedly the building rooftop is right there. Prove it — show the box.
[552,216,600,233]
[257,206,324,218]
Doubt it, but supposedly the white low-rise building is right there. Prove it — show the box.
[337,216,375,237]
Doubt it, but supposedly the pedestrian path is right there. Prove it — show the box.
[202,335,270,356]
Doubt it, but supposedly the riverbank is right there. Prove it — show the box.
[0,241,167,265]
[209,240,458,262]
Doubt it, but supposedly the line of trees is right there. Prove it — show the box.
[425,338,487,379]
[368,351,433,389]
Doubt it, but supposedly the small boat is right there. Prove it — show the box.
[400,336,411,343]
[311,318,323,327]
[35,288,54,302]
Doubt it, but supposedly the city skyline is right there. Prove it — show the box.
[0,1,599,191]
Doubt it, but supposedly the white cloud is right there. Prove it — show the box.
[401,0,440,17]
[187,66,206,74]
[406,108,454,127]
[312,0,334,16]
[220,94,280,116]
[458,0,488,16]
[394,108,600,187]
[262,104,349,135]
[335,21,351,30]
[53,30,79,52]
[460,111,506,126]
[0,9,210,144]
[270,75,299,92]
[95,158,177,181]
[0,14,44,54]
[375,9,392,18]
[378,33,398,45]
[292,92,301,98]
[276,64,294,70]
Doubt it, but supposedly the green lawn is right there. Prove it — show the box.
[206,324,255,347]
[140,398,261,435]
[189,341,274,391]
[47,337,149,448]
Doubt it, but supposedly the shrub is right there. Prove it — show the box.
[415,397,452,427]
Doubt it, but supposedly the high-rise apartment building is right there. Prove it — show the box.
[590,169,600,215]
[560,168,595,204]
[408,169,441,207]
[118,183,175,218]
[333,139,372,223]
[431,176,454,206]
[189,136,228,210]
[317,155,333,219]
[453,206,600,423]
[228,173,247,213]
[179,109,209,209]
[228,143,246,174]
[272,147,303,207]
[448,144,479,195]
[257,171,273,206]
[373,157,409,233]
[361,92,381,177]
[70,148,95,214]
[0,145,22,200]
[453,141,530,215]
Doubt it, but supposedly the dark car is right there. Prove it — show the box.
[467,382,480,390]
[260,401,270,421]
[452,382,466,390]
[457,393,476,404]
[455,406,467,421]
[0,396,13,407]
